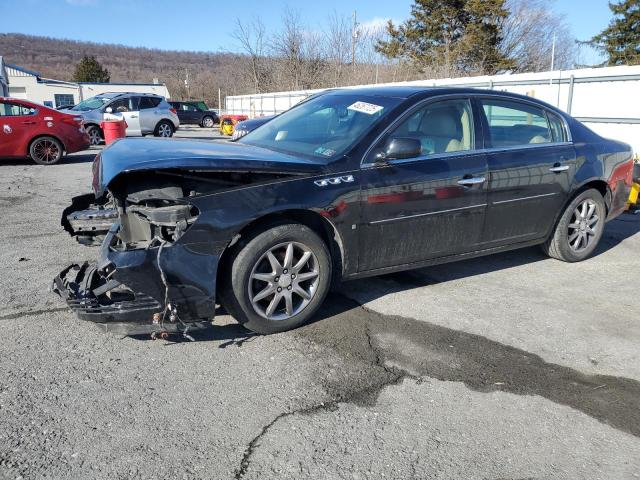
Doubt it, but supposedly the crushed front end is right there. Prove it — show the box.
[53,166,226,335]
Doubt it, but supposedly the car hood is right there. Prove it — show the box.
[94,137,326,197]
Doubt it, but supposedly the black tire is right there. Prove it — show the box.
[201,116,215,128]
[220,223,332,334]
[29,136,63,165]
[86,125,103,146]
[542,188,606,262]
[154,120,174,138]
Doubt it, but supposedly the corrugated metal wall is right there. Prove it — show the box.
[225,65,640,154]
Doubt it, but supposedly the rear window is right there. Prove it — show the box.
[139,97,162,109]
[481,99,562,148]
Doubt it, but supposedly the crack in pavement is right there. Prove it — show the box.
[235,302,413,479]
[235,291,640,478]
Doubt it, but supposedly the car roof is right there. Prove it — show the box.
[327,85,563,113]
[96,92,162,99]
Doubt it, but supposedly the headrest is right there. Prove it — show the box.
[419,107,460,138]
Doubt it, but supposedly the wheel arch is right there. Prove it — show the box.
[570,178,611,214]
[216,209,346,293]
[156,118,177,131]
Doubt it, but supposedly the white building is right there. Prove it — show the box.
[4,62,171,108]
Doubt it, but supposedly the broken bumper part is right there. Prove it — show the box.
[52,224,219,329]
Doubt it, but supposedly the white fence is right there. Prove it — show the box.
[225,65,640,154]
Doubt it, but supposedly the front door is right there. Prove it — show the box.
[478,97,576,245]
[359,98,488,272]
[106,97,141,136]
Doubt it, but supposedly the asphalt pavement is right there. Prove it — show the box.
[1,126,639,479]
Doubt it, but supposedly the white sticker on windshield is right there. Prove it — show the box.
[347,101,384,115]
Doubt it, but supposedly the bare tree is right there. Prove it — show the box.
[232,17,270,93]
[501,0,578,72]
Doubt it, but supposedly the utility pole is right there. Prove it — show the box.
[351,11,358,71]
[218,87,222,113]
[184,69,190,99]
[550,33,556,71]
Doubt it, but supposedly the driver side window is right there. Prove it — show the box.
[382,98,474,159]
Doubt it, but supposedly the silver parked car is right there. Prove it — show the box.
[63,93,180,145]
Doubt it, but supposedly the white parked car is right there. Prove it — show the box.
[63,92,180,145]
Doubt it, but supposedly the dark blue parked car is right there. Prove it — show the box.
[55,86,634,336]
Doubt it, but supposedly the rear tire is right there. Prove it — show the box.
[154,121,174,138]
[542,188,606,262]
[29,136,63,165]
[220,223,332,334]
[201,116,214,128]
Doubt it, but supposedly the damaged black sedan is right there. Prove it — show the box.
[54,87,635,335]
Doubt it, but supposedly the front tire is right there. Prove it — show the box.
[221,223,332,334]
[154,121,174,138]
[201,116,214,128]
[86,125,103,146]
[29,136,63,165]
[542,188,606,262]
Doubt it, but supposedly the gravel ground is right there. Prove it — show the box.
[1,128,639,479]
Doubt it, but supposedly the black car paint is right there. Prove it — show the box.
[55,86,634,329]
[169,101,218,126]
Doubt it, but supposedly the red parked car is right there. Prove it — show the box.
[0,97,90,165]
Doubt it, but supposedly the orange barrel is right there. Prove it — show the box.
[100,119,127,145]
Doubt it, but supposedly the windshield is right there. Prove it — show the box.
[70,96,111,112]
[238,93,402,160]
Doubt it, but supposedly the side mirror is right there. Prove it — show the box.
[382,137,422,161]
[105,107,113,113]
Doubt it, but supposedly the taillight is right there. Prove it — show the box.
[61,115,84,125]
[170,108,177,114]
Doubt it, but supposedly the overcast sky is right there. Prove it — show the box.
[0,0,611,65]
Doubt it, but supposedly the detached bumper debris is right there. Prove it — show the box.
[51,262,210,336]
[52,262,162,323]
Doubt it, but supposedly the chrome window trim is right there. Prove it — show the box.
[369,203,487,225]
[360,92,574,170]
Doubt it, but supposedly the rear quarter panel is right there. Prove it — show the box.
[569,118,634,219]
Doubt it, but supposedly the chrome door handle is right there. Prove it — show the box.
[457,176,486,186]
[549,165,570,172]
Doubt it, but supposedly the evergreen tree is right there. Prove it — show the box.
[587,0,640,66]
[376,0,514,76]
[73,55,110,82]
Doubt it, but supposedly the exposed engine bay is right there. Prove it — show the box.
[54,167,296,337]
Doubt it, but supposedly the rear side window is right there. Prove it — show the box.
[140,97,161,109]
[0,102,36,116]
[481,99,557,148]
[547,112,567,142]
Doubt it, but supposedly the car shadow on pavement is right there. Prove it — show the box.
[0,151,98,165]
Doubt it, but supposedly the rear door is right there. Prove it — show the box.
[359,97,488,271]
[478,97,575,246]
[0,101,39,157]
[138,96,162,134]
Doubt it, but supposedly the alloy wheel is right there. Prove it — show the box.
[88,128,101,146]
[203,117,214,128]
[32,139,61,164]
[248,242,320,321]
[158,123,172,137]
[567,199,600,252]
